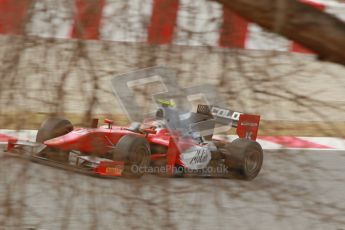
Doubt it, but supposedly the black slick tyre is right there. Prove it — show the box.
[224,138,263,180]
[113,135,151,178]
[36,118,73,162]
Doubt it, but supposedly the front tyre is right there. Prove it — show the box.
[36,118,73,143]
[36,117,73,162]
[224,138,263,180]
[113,135,151,178]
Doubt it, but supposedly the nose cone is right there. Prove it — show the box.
[44,136,65,146]
[42,128,108,154]
[43,131,79,151]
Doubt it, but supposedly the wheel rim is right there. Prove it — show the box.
[129,146,148,166]
[244,150,259,173]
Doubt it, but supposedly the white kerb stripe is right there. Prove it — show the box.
[174,0,223,46]
[100,0,153,42]
[245,23,290,51]
[27,0,73,39]
[298,137,345,150]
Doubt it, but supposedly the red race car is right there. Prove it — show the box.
[6,104,263,180]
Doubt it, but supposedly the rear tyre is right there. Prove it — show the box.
[113,135,151,178]
[224,138,263,180]
[36,118,74,162]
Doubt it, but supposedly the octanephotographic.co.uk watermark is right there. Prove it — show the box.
[130,164,229,175]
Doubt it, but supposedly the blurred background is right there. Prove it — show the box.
[0,0,345,229]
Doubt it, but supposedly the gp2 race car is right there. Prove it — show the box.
[5,103,263,180]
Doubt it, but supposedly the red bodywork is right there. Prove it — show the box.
[42,125,198,176]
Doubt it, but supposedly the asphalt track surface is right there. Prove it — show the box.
[1,147,345,230]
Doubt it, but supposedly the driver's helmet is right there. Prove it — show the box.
[155,99,176,119]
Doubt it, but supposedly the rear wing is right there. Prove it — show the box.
[197,105,260,141]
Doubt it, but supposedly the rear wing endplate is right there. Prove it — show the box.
[236,114,260,141]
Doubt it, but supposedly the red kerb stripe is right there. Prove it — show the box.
[147,0,179,44]
[0,0,31,35]
[219,7,248,48]
[71,0,105,40]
